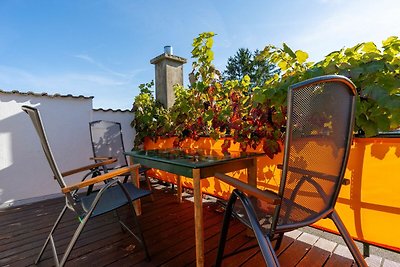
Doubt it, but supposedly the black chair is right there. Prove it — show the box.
[215,75,367,267]
[89,120,154,200]
[21,105,151,267]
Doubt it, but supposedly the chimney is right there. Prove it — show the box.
[150,46,187,108]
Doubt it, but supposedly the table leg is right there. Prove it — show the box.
[193,169,204,267]
[248,157,257,186]
[129,157,142,215]
[177,175,183,203]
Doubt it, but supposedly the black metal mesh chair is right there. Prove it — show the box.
[215,75,367,267]
[89,120,153,200]
[21,106,151,267]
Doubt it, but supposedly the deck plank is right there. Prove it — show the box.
[0,187,372,267]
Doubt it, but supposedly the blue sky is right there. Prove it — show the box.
[1,0,399,110]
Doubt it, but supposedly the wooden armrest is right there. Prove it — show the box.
[215,173,281,205]
[89,156,115,161]
[62,164,140,193]
[61,158,117,177]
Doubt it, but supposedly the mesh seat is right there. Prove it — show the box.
[215,75,367,267]
[80,183,151,218]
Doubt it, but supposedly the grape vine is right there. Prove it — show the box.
[132,33,400,158]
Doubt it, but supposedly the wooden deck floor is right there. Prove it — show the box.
[0,186,370,267]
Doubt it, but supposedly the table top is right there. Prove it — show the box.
[125,148,265,169]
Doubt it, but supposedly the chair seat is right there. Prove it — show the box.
[80,183,151,218]
[232,196,317,234]
[232,196,274,233]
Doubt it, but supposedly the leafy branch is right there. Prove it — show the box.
[132,33,400,157]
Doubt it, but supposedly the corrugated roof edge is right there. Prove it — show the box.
[93,108,133,113]
[0,89,94,99]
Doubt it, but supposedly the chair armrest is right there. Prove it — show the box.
[215,173,281,205]
[61,158,117,177]
[62,164,140,193]
[89,156,115,161]
[278,164,334,179]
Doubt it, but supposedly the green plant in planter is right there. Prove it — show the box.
[132,33,400,157]
[131,80,172,147]
[132,32,285,157]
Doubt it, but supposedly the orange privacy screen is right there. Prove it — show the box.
[143,137,400,252]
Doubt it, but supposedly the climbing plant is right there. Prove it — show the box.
[132,33,400,157]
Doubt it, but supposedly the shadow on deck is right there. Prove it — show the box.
[0,185,393,267]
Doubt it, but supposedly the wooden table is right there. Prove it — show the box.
[125,148,265,267]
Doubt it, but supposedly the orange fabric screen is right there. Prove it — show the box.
[143,137,400,252]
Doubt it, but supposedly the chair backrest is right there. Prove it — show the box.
[276,75,356,231]
[21,106,67,189]
[89,120,128,169]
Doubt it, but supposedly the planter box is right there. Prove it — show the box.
[144,136,400,252]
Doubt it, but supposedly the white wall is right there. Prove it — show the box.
[0,93,135,207]
[92,109,135,153]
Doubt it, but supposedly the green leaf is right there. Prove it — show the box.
[204,110,214,122]
[364,61,385,73]
[362,85,388,101]
[349,67,363,80]
[241,75,251,87]
[278,60,288,70]
[206,38,213,48]
[362,42,379,53]
[295,50,308,64]
[253,90,267,104]
[283,43,296,58]
[206,50,214,61]
[363,121,380,137]
[325,62,337,74]
[382,36,398,47]
[375,114,391,132]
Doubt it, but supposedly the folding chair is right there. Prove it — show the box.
[214,75,367,266]
[21,105,151,267]
[89,120,153,200]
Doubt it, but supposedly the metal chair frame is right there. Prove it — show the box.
[215,75,368,267]
[22,106,151,267]
[89,120,153,198]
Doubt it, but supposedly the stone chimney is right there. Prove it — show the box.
[150,46,187,108]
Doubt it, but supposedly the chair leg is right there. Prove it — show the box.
[215,192,238,267]
[35,205,68,265]
[330,210,368,267]
[114,209,126,233]
[59,212,92,267]
[127,200,151,261]
[177,175,182,203]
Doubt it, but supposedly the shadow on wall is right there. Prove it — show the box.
[90,121,127,169]
[342,137,400,245]
[0,97,49,208]
[0,95,94,208]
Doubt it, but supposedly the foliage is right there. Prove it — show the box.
[131,81,171,147]
[223,48,278,88]
[132,33,400,157]
[257,37,400,137]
